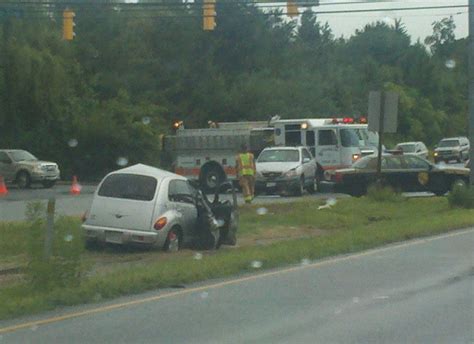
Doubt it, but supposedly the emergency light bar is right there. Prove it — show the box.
[327,117,368,125]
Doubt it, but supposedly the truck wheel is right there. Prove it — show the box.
[16,171,31,189]
[201,165,224,192]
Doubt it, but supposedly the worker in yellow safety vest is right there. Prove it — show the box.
[236,144,256,204]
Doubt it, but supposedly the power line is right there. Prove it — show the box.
[0,3,467,19]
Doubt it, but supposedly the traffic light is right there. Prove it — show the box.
[63,9,75,41]
[287,1,298,18]
[203,0,216,31]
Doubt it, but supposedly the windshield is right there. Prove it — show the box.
[258,149,300,162]
[9,150,37,162]
[340,129,360,147]
[352,156,374,169]
[439,139,460,147]
[396,144,416,153]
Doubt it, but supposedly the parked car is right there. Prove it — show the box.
[82,164,238,251]
[433,137,470,163]
[0,149,60,188]
[326,154,469,197]
[394,141,428,159]
[255,146,317,196]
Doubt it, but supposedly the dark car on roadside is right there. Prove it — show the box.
[326,154,469,197]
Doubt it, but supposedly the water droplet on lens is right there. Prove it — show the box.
[93,293,102,302]
[200,291,209,299]
[382,16,394,26]
[30,325,38,331]
[301,258,311,266]
[445,59,456,69]
[64,234,73,242]
[68,139,78,148]
[327,198,337,206]
[142,116,151,125]
[352,297,360,304]
[256,207,268,216]
[193,253,203,260]
[116,157,129,167]
[216,219,225,227]
[250,260,262,269]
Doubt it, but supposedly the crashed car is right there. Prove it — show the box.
[82,164,238,251]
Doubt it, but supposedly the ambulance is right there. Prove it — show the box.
[272,117,378,183]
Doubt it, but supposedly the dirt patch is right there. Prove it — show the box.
[0,225,329,286]
[239,225,329,246]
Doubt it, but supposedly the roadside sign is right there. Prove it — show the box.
[368,91,399,133]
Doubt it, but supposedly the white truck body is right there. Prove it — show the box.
[164,118,378,189]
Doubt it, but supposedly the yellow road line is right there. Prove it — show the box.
[1,227,472,335]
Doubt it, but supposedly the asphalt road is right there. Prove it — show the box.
[0,228,472,343]
[0,161,465,221]
[0,184,348,222]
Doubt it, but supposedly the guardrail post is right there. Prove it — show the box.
[44,197,56,259]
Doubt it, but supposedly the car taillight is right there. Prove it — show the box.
[154,217,167,231]
[352,154,361,162]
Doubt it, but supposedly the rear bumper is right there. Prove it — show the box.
[82,224,166,247]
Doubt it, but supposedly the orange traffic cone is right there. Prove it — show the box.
[0,176,8,197]
[70,176,81,195]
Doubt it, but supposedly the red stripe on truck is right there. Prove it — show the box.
[175,167,237,177]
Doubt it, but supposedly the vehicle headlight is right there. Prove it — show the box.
[284,169,298,178]
[32,166,43,173]
[433,152,438,157]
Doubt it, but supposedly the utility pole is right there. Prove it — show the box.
[470,0,474,186]
[376,91,385,181]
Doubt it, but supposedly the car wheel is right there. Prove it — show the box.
[451,178,467,192]
[307,176,316,194]
[42,181,56,188]
[294,177,304,196]
[163,227,182,252]
[16,171,31,189]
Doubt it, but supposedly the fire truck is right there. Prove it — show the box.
[162,117,378,190]
[162,121,275,190]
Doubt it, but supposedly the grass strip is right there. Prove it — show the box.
[0,196,473,320]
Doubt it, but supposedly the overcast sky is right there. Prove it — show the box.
[313,0,468,42]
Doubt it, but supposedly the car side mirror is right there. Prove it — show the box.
[303,157,310,163]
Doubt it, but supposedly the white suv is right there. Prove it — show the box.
[434,137,470,163]
[255,146,317,196]
[395,142,429,159]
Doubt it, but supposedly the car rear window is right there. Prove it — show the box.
[396,144,415,153]
[98,173,157,201]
